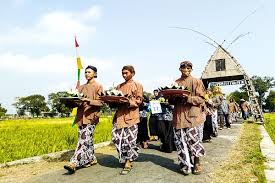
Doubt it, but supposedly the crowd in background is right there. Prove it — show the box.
[137,86,251,149]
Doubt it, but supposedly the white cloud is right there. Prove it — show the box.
[0,53,114,73]
[81,5,102,21]
[12,0,25,7]
[0,5,101,46]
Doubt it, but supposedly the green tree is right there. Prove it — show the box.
[241,76,274,108]
[264,90,275,112]
[13,97,26,116]
[0,103,7,118]
[13,94,49,117]
[228,90,249,104]
[143,91,153,100]
[48,92,73,117]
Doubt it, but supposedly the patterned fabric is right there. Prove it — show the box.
[211,109,218,135]
[173,127,205,172]
[229,112,237,123]
[139,110,147,118]
[220,100,229,114]
[112,124,139,163]
[158,110,173,121]
[197,124,204,142]
[70,124,96,167]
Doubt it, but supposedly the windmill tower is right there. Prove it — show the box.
[201,45,264,123]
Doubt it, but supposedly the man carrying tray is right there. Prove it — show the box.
[111,65,143,175]
[168,61,206,175]
[64,65,103,174]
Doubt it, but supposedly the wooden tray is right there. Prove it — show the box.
[59,97,83,108]
[159,89,190,98]
[100,95,129,103]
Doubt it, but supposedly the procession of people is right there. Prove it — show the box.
[63,61,250,176]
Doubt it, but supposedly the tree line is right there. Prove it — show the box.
[229,76,275,112]
[0,75,274,119]
[12,92,71,118]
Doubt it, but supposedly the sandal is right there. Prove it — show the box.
[83,159,98,168]
[143,142,148,149]
[120,167,132,175]
[64,163,76,174]
[193,164,203,175]
[181,167,191,175]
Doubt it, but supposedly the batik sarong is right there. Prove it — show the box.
[112,124,139,163]
[211,109,218,135]
[70,124,96,167]
[229,112,237,123]
[173,127,205,172]
[197,124,204,142]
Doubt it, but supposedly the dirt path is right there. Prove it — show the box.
[0,124,242,183]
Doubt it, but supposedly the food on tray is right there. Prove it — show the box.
[100,89,129,105]
[158,83,191,98]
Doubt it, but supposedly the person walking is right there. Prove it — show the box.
[111,65,143,175]
[168,60,205,175]
[64,65,103,174]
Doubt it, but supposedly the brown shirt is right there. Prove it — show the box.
[172,76,206,129]
[75,80,103,126]
[114,79,143,129]
[229,102,238,113]
[240,101,250,112]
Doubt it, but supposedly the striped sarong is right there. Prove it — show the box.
[70,124,96,167]
[112,124,139,163]
[174,127,205,172]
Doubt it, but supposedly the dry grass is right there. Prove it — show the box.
[213,122,266,183]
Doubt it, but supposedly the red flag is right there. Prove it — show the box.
[75,36,79,47]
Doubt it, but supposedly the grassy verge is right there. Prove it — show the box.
[0,117,113,163]
[264,113,275,143]
[213,122,266,183]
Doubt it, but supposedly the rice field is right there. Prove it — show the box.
[0,117,113,163]
[264,113,275,143]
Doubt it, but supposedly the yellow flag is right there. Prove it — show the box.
[77,57,83,69]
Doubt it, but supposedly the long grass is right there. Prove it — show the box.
[264,113,275,143]
[0,117,113,163]
[213,122,266,183]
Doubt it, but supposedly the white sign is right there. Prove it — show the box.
[209,80,244,87]
[149,100,162,114]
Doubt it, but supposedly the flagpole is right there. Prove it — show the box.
[74,35,83,89]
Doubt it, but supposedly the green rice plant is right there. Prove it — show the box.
[264,113,275,143]
[0,116,113,163]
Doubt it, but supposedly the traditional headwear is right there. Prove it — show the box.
[122,65,135,74]
[86,65,97,78]
[180,60,193,69]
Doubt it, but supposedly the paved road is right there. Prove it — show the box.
[22,123,242,183]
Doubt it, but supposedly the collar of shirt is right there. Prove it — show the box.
[124,78,134,84]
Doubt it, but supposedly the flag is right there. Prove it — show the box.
[74,36,83,89]
[77,57,83,69]
[75,37,79,47]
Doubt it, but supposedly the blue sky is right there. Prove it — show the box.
[0,0,274,114]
